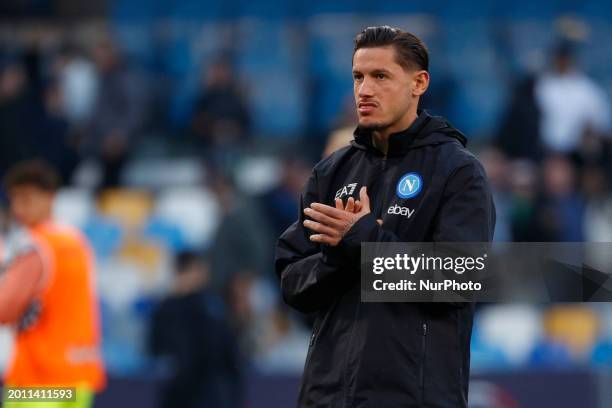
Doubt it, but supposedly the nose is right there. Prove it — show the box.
[357,77,374,98]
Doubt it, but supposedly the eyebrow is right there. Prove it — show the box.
[352,68,393,75]
[372,68,391,74]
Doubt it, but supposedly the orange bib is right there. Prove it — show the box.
[5,222,106,391]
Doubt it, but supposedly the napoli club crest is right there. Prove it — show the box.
[396,172,423,199]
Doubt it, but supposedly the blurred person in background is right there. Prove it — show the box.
[1,160,105,407]
[582,165,612,271]
[535,39,611,155]
[258,156,312,244]
[85,37,149,188]
[209,171,271,290]
[224,271,257,355]
[537,154,585,241]
[479,147,513,241]
[54,43,98,127]
[582,165,612,242]
[0,52,79,185]
[35,79,80,185]
[46,42,99,184]
[149,250,243,408]
[495,75,543,161]
[0,60,39,179]
[223,269,286,363]
[190,56,251,151]
[570,125,612,175]
[507,159,543,242]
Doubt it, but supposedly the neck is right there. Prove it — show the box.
[372,135,389,155]
[371,108,418,155]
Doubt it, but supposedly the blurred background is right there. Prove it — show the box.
[1,0,612,407]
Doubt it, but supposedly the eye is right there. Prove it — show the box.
[376,73,386,80]
[353,73,363,82]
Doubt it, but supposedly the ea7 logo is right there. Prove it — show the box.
[387,204,415,218]
[335,183,358,199]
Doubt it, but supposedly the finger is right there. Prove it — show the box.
[310,202,349,219]
[335,198,343,210]
[309,234,339,246]
[304,208,345,229]
[376,219,384,226]
[354,200,362,213]
[346,197,355,213]
[303,220,341,237]
[359,186,370,212]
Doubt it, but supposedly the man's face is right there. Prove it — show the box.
[9,185,54,227]
[352,46,424,132]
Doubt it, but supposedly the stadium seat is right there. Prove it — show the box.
[83,216,124,260]
[543,305,599,358]
[477,305,543,366]
[470,323,510,371]
[53,187,96,229]
[590,341,612,366]
[122,158,205,190]
[234,156,283,194]
[98,189,155,230]
[119,239,168,278]
[153,187,221,249]
[529,340,575,367]
[143,217,188,252]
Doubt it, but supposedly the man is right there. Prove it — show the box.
[86,38,149,187]
[535,40,611,154]
[190,56,252,149]
[275,26,495,407]
[149,251,243,408]
[1,160,105,407]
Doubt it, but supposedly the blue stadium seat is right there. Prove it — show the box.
[591,341,612,366]
[529,341,575,367]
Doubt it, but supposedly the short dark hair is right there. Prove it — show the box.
[175,250,204,274]
[353,26,429,72]
[3,160,60,193]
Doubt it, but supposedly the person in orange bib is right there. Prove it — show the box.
[1,160,105,407]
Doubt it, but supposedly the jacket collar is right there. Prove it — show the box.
[351,110,467,157]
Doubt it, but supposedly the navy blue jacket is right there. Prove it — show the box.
[275,111,495,408]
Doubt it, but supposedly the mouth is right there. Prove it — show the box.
[358,102,378,114]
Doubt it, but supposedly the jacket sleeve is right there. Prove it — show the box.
[341,160,496,252]
[275,170,355,314]
[431,161,496,242]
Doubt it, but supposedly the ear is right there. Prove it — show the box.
[412,70,430,97]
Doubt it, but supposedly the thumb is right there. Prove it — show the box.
[359,186,370,212]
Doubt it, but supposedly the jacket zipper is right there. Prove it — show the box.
[303,321,319,372]
[375,155,389,218]
[420,322,428,403]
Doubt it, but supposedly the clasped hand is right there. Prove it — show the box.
[303,186,382,246]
